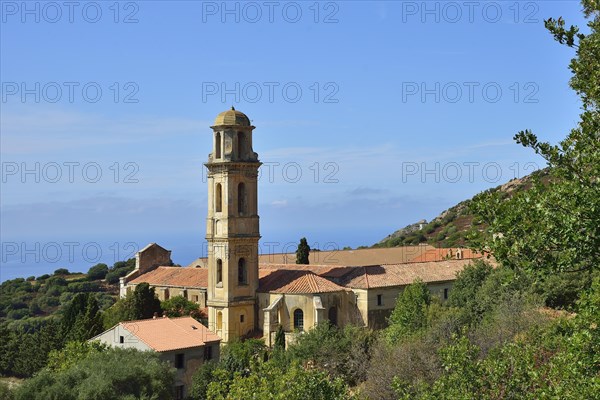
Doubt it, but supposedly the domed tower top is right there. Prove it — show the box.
[207,107,258,163]
[212,106,251,127]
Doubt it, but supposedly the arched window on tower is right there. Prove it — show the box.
[215,132,221,159]
[237,132,244,159]
[238,258,247,285]
[216,259,222,286]
[293,309,304,331]
[217,311,223,331]
[215,183,222,213]
[237,182,246,214]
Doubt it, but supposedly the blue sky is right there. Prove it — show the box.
[0,1,588,281]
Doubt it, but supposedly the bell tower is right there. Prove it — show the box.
[205,107,260,343]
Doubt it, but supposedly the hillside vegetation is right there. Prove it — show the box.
[0,259,135,329]
[374,169,550,248]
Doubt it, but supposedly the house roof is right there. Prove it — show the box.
[187,245,435,269]
[118,317,220,352]
[129,266,208,289]
[338,260,472,289]
[134,249,485,294]
[258,269,348,294]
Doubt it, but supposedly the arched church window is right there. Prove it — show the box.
[217,311,223,330]
[215,132,221,159]
[237,132,244,159]
[293,309,304,331]
[238,182,246,214]
[238,258,247,285]
[215,183,222,212]
[216,259,222,286]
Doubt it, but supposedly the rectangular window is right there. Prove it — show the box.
[119,335,124,344]
[240,314,245,323]
[377,294,383,306]
[444,288,449,300]
[175,385,184,400]
[204,345,213,361]
[175,353,185,369]
[192,295,199,303]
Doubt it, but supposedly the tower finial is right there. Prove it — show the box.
[231,106,235,111]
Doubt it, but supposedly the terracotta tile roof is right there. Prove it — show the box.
[410,248,483,262]
[338,259,475,289]
[119,316,220,352]
[258,269,348,294]
[129,266,208,289]
[187,245,434,269]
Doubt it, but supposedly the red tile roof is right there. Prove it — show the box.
[259,269,348,294]
[132,250,486,294]
[188,245,435,268]
[338,260,473,289]
[119,316,220,352]
[129,266,208,288]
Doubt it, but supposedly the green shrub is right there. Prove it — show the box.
[86,264,109,281]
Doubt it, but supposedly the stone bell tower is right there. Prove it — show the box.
[205,107,261,343]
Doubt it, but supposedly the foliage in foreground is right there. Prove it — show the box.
[189,334,360,400]
[14,347,175,400]
[392,277,600,399]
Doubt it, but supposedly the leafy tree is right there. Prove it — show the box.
[0,382,13,400]
[86,263,109,280]
[10,319,63,377]
[385,280,431,344]
[131,283,162,320]
[0,323,17,375]
[470,0,600,277]
[210,361,351,400]
[105,258,136,285]
[219,338,266,374]
[72,294,104,340]
[189,361,218,400]
[532,269,597,309]
[287,323,375,386]
[161,295,203,320]
[61,293,89,339]
[447,261,493,309]
[295,237,310,264]
[46,341,108,372]
[102,283,161,328]
[53,268,69,276]
[14,347,175,400]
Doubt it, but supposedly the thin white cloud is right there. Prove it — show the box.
[0,107,209,154]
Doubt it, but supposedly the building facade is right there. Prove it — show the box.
[120,108,491,345]
[91,316,221,399]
